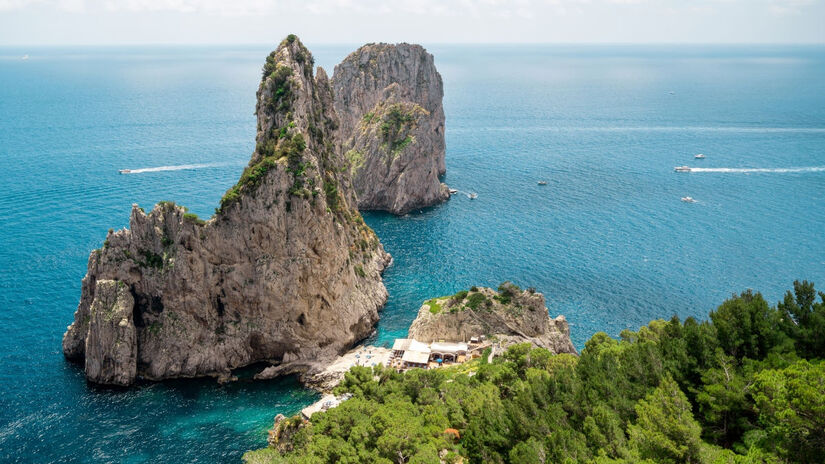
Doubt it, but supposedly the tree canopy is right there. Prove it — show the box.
[244,280,825,464]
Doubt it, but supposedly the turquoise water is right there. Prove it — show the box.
[1,45,824,462]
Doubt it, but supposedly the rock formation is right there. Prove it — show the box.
[332,43,449,215]
[63,35,391,386]
[267,414,306,454]
[83,280,137,386]
[408,283,577,354]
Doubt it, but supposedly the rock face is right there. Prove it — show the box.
[255,345,393,392]
[63,35,391,386]
[83,280,137,386]
[408,284,577,354]
[267,414,305,453]
[332,43,449,215]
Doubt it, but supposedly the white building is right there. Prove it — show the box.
[392,338,471,367]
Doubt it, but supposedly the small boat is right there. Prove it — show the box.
[118,169,132,174]
[674,166,691,172]
[681,196,696,203]
[448,188,458,194]
[21,54,29,61]
[468,193,477,199]
[537,181,547,186]
[694,154,706,159]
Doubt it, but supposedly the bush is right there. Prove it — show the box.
[354,265,366,278]
[427,299,442,315]
[449,290,468,307]
[219,133,307,214]
[466,292,487,310]
[324,180,339,211]
[183,212,205,226]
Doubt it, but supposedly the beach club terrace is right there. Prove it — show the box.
[391,338,474,369]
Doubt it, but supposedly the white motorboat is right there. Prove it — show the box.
[674,166,691,172]
[681,196,696,203]
[448,188,458,194]
[119,169,132,174]
[468,193,477,199]
[694,154,706,159]
[537,181,547,185]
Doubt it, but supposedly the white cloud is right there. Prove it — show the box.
[1,0,822,44]
[0,0,751,16]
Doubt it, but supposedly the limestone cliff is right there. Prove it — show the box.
[63,35,391,386]
[408,283,577,354]
[83,280,137,386]
[332,43,449,215]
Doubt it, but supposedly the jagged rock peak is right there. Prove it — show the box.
[63,35,391,386]
[407,283,577,355]
[333,43,449,215]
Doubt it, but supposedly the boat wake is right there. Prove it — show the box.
[120,162,233,174]
[689,166,825,174]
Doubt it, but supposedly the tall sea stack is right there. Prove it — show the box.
[63,35,391,386]
[333,43,449,215]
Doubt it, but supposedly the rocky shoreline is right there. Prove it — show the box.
[257,283,577,395]
[408,283,577,355]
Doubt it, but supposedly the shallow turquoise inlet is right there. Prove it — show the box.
[1,44,824,462]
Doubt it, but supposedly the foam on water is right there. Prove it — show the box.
[689,166,825,173]
[450,126,825,134]
[122,162,238,174]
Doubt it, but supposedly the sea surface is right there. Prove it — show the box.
[1,44,824,462]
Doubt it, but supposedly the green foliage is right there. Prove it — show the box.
[138,249,163,269]
[361,112,375,124]
[466,292,487,310]
[344,149,366,175]
[183,212,206,226]
[354,264,366,278]
[378,104,418,155]
[249,282,825,464]
[427,298,443,314]
[219,133,307,213]
[628,376,703,463]
[710,289,785,360]
[391,135,413,153]
[495,281,521,305]
[751,359,825,462]
[778,280,825,358]
[323,180,339,211]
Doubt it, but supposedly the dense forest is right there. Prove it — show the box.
[244,281,825,464]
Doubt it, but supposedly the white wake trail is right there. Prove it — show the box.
[689,166,825,174]
[121,163,233,174]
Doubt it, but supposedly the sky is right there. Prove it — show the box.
[0,0,824,45]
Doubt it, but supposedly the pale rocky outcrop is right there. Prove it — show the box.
[333,43,449,215]
[83,280,137,386]
[63,36,390,386]
[255,345,392,392]
[267,414,305,453]
[408,285,577,354]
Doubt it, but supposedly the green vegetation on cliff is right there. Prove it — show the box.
[244,281,825,464]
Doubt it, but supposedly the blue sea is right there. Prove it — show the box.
[1,44,824,462]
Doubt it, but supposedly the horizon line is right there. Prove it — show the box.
[3,41,825,48]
